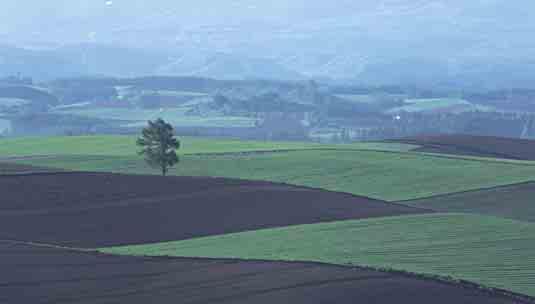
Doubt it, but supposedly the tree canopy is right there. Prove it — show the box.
[137,118,180,176]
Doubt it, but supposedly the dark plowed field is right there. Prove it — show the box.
[0,172,427,247]
[0,162,58,174]
[0,242,527,304]
[396,134,535,160]
[406,182,535,222]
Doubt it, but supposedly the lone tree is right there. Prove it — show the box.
[137,118,180,176]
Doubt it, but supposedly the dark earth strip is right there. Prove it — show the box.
[0,241,530,304]
[0,172,428,247]
[0,162,61,175]
[394,134,535,160]
[404,181,535,222]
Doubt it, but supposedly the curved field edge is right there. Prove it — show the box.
[394,135,535,162]
[0,162,62,174]
[402,182,535,222]
[101,213,535,297]
[0,135,417,157]
[1,240,531,304]
[0,173,427,247]
[10,149,535,201]
[2,241,532,304]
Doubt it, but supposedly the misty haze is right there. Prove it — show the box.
[2,2,535,304]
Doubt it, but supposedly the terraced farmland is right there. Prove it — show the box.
[103,213,535,297]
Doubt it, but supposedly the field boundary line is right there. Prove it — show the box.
[2,238,535,303]
[396,180,535,203]
[105,254,535,303]
[414,152,535,166]
[0,239,94,253]
[5,145,535,166]
[0,171,80,177]
[184,147,535,167]
[402,141,523,160]
[0,170,434,212]
[0,155,60,161]
[0,147,412,161]
[2,164,530,208]
[183,147,416,157]
[386,139,535,165]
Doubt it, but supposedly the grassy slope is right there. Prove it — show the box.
[2,135,535,201]
[0,135,415,157]
[406,182,535,222]
[7,149,535,201]
[102,213,535,297]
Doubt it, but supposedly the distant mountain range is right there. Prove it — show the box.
[0,45,304,81]
[2,1,535,87]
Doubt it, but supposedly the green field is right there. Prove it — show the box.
[102,213,535,297]
[0,135,415,157]
[55,107,257,128]
[4,134,535,298]
[4,137,535,201]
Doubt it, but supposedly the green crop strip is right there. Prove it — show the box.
[102,213,535,297]
[6,149,535,201]
[0,135,415,157]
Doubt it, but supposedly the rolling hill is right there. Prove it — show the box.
[3,134,535,302]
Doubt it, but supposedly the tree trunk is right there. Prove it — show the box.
[162,166,167,176]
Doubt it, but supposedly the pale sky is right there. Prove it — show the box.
[1,0,533,53]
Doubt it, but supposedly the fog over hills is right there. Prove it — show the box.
[2,1,535,86]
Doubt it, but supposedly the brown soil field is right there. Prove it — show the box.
[0,172,428,247]
[0,161,59,174]
[1,241,529,304]
[395,134,535,160]
[405,181,535,222]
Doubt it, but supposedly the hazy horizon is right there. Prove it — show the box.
[2,1,535,84]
